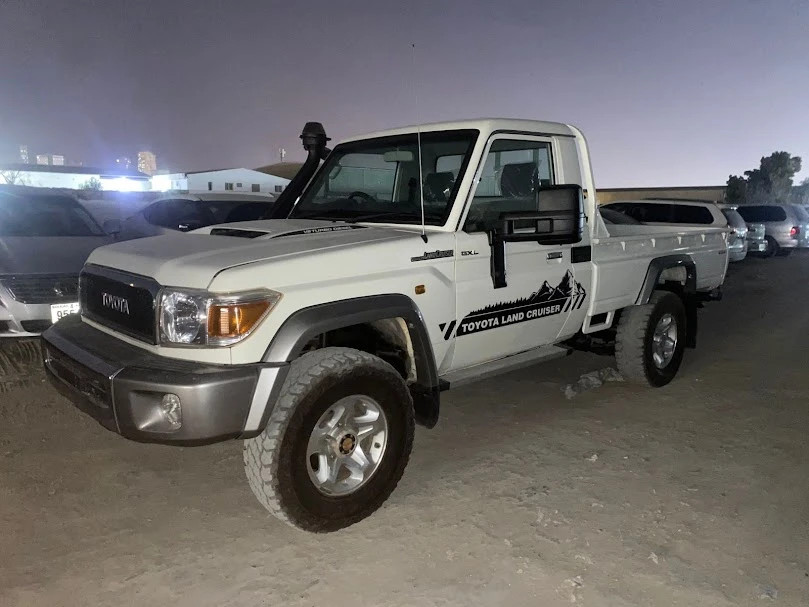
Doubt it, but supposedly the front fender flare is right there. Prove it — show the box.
[262,294,440,428]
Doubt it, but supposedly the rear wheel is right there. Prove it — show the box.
[615,291,686,387]
[243,347,414,532]
[776,247,792,257]
[764,236,779,258]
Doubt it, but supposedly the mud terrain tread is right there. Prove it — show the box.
[243,347,414,531]
[615,291,682,386]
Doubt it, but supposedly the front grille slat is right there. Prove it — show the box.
[80,269,159,343]
[0,274,79,304]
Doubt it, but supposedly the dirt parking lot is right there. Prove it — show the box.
[1,255,808,607]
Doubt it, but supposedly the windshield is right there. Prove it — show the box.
[0,194,105,237]
[290,129,478,225]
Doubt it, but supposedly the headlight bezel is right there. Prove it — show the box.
[158,287,281,347]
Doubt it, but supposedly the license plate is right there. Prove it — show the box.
[51,302,80,323]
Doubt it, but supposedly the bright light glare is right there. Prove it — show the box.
[102,176,143,192]
[151,174,171,192]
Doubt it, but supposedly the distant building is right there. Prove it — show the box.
[256,162,303,181]
[19,145,29,164]
[33,154,67,167]
[151,167,289,194]
[596,185,727,204]
[116,156,133,170]
[137,150,157,176]
[0,163,151,191]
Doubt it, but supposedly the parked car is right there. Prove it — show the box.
[119,193,276,240]
[0,191,114,337]
[717,204,749,262]
[598,206,641,225]
[44,118,727,532]
[735,204,801,257]
[745,222,768,256]
[789,205,809,249]
[602,199,727,228]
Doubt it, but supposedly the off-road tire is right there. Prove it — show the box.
[243,347,414,532]
[615,291,686,387]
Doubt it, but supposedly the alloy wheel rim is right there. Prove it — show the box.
[652,313,678,368]
[306,395,388,496]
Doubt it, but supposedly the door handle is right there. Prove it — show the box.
[546,251,563,260]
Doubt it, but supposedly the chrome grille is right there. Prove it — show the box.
[0,274,79,304]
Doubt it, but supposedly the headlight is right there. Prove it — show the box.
[159,288,281,346]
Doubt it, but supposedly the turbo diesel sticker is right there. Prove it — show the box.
[276,225,364,238]
[454,270,586,337]
[411,249,453,262]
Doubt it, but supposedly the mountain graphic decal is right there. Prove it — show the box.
[454,270,587,337]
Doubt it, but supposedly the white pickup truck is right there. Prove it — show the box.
[42,119,728,532]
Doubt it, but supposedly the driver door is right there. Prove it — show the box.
[450,136,584,370]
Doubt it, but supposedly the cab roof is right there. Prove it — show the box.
[339,118,578,143]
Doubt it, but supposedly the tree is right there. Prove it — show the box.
[726,151,801,204]
[793,177,809,206]
[0,169,28,186]
[725,175,747,205]
[79,177,103,191]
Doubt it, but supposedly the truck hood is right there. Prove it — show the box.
[0,235,112,275]
[85,219,418,288]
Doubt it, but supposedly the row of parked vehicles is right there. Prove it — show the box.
[0,190,277,337]
[602,198,809,261]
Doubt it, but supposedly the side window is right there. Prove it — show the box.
[144,200,169,226]
[671,205,713,224]
[766,206,786,222]
[464,139,553,232]
[236,182,243,188]
[207,181,213,191]
[251,184,260,192]
[225,182,234,191]
[737,206,763,222]
[274,185,284,193]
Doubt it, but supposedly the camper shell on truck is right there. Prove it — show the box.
[43,119,728,532]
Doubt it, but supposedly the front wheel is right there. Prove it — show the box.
[243,347,414,532]
[615,291,686,387]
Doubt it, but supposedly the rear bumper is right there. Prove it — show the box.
[746,239,768,253]
[42,315,288,444]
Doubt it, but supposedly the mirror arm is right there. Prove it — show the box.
[489,230,508,289]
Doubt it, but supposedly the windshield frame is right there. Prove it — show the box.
[290,129,480,226]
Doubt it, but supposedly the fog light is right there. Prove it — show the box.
[161,394,182,430]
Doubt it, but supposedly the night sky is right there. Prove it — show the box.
[1,0,807,186]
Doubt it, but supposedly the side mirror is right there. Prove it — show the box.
[103,219,121,236]
[489,184,583,288]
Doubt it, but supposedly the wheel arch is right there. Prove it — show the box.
[635,255,697,305]
[263,294,440,428]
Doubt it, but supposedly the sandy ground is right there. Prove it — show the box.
[1,255,808,607]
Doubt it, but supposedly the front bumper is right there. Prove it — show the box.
[42,315,288,444]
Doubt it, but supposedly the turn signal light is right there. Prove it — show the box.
[208,300,271,342]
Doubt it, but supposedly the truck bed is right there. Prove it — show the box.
[589,223,728,315]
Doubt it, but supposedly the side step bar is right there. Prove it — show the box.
[439,345,571,390]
